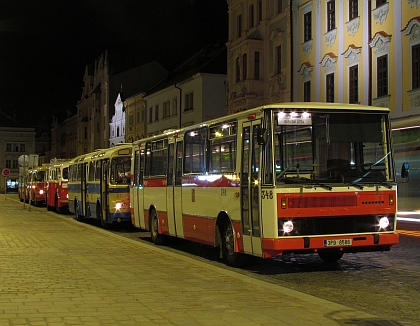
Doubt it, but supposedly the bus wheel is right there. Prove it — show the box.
[98,203,110,229]
[222,221,247,267]
[150,209,165,245]
[318,251,343,263]
[75,203,83,221]
[55,196,63,214]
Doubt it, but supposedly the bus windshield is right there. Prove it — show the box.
[274,111,394,185]
[110,156,131,185]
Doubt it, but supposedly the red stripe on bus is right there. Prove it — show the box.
[183,215,215,245]
[182,174,240,188]
[277,191,396,218]
[144,178,166,187]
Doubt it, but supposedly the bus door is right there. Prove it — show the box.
[134,145,146,229]
[166,137,184,237]
[80,163,88,216]
[100,159,109,222]
[240,121,263,257]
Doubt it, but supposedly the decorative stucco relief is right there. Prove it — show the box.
[302,40,313,55]
[346,17,360,36]
[325,29,336,47]
[407,0,420,8]
[373,3,389,24]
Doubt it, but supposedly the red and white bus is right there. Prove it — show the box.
[27,164,49,206]
[46,159,70,213]
[130,102,404,266]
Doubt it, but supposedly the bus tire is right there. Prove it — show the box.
[55,195,63,214]
[98,203,110,229]
[75,202,83,221]
[318,251,343,263]
[222,220,247,267]
[150,209,165,245]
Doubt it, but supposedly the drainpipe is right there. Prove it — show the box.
[175,84,182,128]
[368,1,372,105]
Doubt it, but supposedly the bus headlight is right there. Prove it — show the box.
[283,221,294,234]
[379,216,390,230]
[39,190,44,195]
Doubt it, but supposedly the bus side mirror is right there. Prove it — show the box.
[257,127,268,146]
[401,162,409,179]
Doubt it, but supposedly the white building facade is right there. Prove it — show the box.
[145,73,227,136]
[109,93,126,146]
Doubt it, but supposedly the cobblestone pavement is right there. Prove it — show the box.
[115,228,420,326]
[0,196,409,325]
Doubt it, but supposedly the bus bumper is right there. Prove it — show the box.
[261,233,399,259]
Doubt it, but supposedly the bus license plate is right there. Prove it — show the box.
[324,239,352,247]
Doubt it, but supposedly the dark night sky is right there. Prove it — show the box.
[0,0,228,129]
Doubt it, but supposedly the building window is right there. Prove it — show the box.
[6,160,11,168]
[237,14,242,38]
[84,127,87,139]
[412,44,420,89]
[129,114,134,126]
[242,53,247,80]
[6,143,11,152]
[148,107,153,123]
[304,81,311,102]
[349,65,359,103]
[277,0,282,14]
[185,92,194,111]
[304,11,312,42]
[376,0,387,7]
[163,100,170,118]
[254,52,260,79]
[377,55,388,97]
[20,144,25,152]
[327,1,336,32]
[257,0,262,23]
[154,105,159,121]
[13,160,18,169]
[14,144,18,152]
[276,46,281,75]
[236,57,241,82]
[117,126,120,137]
[349,0,358,20]
[249,4,254,28]
[172,98,178,116]
[326,73,334,102]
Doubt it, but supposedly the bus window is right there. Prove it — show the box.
[95,160,101,180]
[88,161,95,181]
[62,167,69,180]
[151,139,168,176]
[184,127,208,174]
[209,121,237,173]
[110,157,131,184]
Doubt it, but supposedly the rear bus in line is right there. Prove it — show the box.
[46,159,70,213]
[130,102,405,266]
[68,144,132,228]
[27,164,49,207]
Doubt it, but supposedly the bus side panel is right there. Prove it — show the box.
[58,182,68,208]
[143,178,167,229]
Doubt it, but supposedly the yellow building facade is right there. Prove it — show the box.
[124,93,147,143]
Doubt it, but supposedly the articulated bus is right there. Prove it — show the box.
[68,144,132,228]
[27,164,49,206]
[46,159,70,213]
[130,102,404,266]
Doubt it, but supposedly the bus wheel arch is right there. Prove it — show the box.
[149,206,165,245]
[216,212,248,267]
